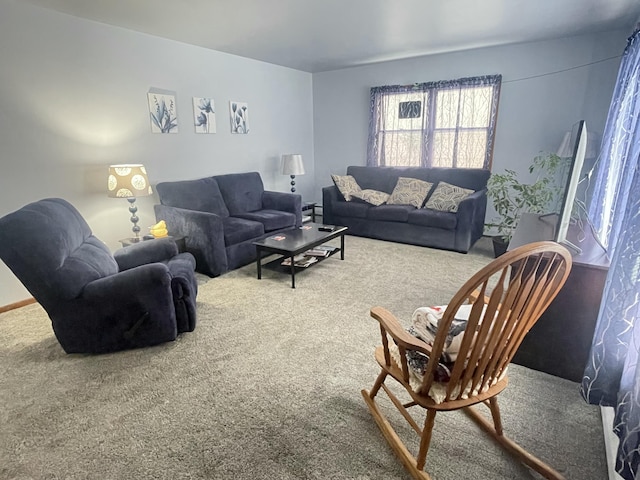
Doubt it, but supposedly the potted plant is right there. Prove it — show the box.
[485,153,567,257]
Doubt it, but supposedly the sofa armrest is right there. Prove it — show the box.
[83,262,172,303]
[154,204,229,277]
[322,185,341,225]
[262,191,302,227]
[81,263,178,346]
[454,189,488,252]
[113,237,179,271]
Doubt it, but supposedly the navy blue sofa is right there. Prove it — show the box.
[322,166,490,253]
[0,198,198,354]
[155,172,302,277]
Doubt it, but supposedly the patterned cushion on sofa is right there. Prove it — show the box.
[424,181,474,213]
[350,189,389,206]
[331,175,362,201]
[387,177,434,208]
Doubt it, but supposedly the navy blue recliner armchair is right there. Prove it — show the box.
[0,198,198,354]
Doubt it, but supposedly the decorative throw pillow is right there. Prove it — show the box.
[331,174,362,201]
[350,189,390,206]
[424,181,474,212]
[387,177,434,208]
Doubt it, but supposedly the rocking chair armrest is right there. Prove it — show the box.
[370,306,433,356]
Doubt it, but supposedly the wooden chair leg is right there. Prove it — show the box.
[361,388,432,480]
[416,409,437,470]
[463,404,566,480]
[488,397,503,435]
[369,370,388,398]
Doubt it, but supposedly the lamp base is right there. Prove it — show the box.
[127,197,141,238]
[290,174,296,193]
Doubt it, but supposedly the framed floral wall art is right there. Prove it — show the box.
[229,101,249,134]
[148,92,178,134]
[193,97,216,134]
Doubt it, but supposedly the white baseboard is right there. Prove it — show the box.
[602,406,624,480]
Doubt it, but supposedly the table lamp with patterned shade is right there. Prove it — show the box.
[108,164,152,239]
[281,154,305,193]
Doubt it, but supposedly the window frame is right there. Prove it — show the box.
[367,75,502,170]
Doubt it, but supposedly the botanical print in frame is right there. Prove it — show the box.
[148,92,178,134]
[229,101,249,134]
[193,97,216,134]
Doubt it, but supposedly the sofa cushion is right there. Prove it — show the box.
[408,209,457,229]
[156,177,230,217]
[333,200,370,219]
[426,167,491,192]
[234,209,296,232]
[387,177,434,207]
[350,189,389,206]
[424,181,474,213]
[331,174,362,201]
[222,216,265,246]
[215,172,264,215]
[346,166,400,192]
[368,205,415,222]
[345,166,489,192]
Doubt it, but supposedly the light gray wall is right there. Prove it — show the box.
[0,0,630,306]
[0,0,313,305]
[312,30,627,204]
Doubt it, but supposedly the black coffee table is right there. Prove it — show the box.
[253,223,347,288]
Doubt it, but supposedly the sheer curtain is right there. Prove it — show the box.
[367,75,501,169]
[580,27,640,480]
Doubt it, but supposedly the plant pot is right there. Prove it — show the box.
[492,236,509,258]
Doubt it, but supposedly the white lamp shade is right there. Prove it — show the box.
[108,164,152,198]
[281,154,305,176]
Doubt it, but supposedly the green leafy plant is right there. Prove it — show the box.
[485,153,568,243]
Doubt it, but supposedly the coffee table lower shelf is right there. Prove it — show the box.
[253,224,347,288]
[263,247,341,271]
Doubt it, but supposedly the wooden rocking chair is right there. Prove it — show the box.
[362,241,572,480]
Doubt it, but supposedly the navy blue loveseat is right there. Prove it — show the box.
[322,166,490,253]
[155,172,301,277]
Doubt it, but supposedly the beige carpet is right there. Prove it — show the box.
[0,236,607,479]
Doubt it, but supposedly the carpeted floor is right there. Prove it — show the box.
[0,236,607,479]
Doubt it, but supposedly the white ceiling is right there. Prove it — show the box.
[21,0,640,72]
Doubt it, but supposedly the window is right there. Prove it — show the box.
[367,75,502,170]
